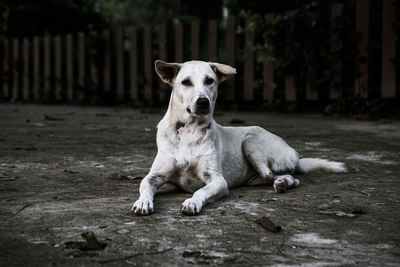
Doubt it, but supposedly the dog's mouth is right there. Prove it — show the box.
[187,108,210,117]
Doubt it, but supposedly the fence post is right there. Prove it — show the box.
[89,33,98,94]
[285,77,296,101]
[144,26,153,103]
[43,36,50,100]
[225,17,236,101]
[208,19,218,61]
[33,37,40,101]
[12,38,19,101]
[158,25,168,102]
[22,38,29,101]
[54,35,62,101]
[175,23,184,63]
[129,27,138,102]
[2,39,9,98]
[244,19,254,101]
[191,21,200,60]
[66,34,73,102]
[78,32,85,92]
[115,29,124,101]
[305,13,318,100]
[330,3,344,99]
[355,0,369,98]
[263,14,274,101]
[381,0,396,98]
[284,11,297,102]
[102,30,111,94]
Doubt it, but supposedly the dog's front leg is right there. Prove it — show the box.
[181,173,228,216]
[131,173,166,215]
[131,154,172,215]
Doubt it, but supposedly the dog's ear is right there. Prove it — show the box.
[209,62,236,83]
[155,60,181,86]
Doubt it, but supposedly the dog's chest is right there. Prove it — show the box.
[170,125,213,192]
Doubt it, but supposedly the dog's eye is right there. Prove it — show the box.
[204,77,214,86]
[182,78,193,87]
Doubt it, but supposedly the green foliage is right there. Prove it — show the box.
[0,0,113,38]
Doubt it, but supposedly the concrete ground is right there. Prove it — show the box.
[0,104,399,266]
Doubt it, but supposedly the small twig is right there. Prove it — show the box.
[348,188,371,198]
[97,247,174,264]
[15,203,34,215]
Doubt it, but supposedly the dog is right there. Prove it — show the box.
[131,60,346,216]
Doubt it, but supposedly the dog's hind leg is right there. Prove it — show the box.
[242,134,300,192]
[273,174,300,193]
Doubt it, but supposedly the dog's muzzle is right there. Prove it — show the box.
[193,97,210,116]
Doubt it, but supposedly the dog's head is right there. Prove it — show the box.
[155,60,236,117]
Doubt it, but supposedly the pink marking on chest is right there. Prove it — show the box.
[178,124,190,135]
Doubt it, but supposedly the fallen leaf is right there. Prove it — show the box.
[255,217,282,233]
[81,232,107,250]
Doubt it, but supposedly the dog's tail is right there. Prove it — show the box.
[296,158,347,174]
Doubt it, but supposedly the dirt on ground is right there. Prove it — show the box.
[0,104,399,266]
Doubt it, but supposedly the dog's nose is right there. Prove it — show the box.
[195,97,210,111]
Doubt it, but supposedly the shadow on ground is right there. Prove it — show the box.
[0,104,399,266]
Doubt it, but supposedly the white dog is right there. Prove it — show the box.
[131,60,346,216]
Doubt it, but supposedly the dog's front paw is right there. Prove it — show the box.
[181,198,202,216]
[131,198,153,215]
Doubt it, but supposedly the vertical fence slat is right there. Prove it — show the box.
[89,33,98,93]
[306,73,318,100]
[244,19,254,101]
[144,26,153,103]
[22,38,29,101]
[66,34,73,102]
[355,0,369,98]
[33,37,39,101]
[175,23,184,63]
[129,27,138,101]
[44,36,50,99]
[2,39,9,98]
[330,3,344,99]
[305,16,318,100]
[225,17,236,101]
[158,25,168,102]
[381,0,396,98]
[191,21,200,60]
[263,14,274,101]
[78,32,85,91]
[285,76,296,101]
[208,19,218,61]
[116,29,124,101]
[54,35,62,101]
[224,17,236,101]
[12,38,19,101]
[284,11,297,102]
[102,30,111,93]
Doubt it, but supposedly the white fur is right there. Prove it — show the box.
[131,60,346,216]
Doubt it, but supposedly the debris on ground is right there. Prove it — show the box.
[108,173,142,180]
[64,169,79,174]
[255,217,282,233]
[318,207,366,218]
[44,114,64,121]
[64,232,107,251]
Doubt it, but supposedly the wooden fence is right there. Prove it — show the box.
[0,0,397,106]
